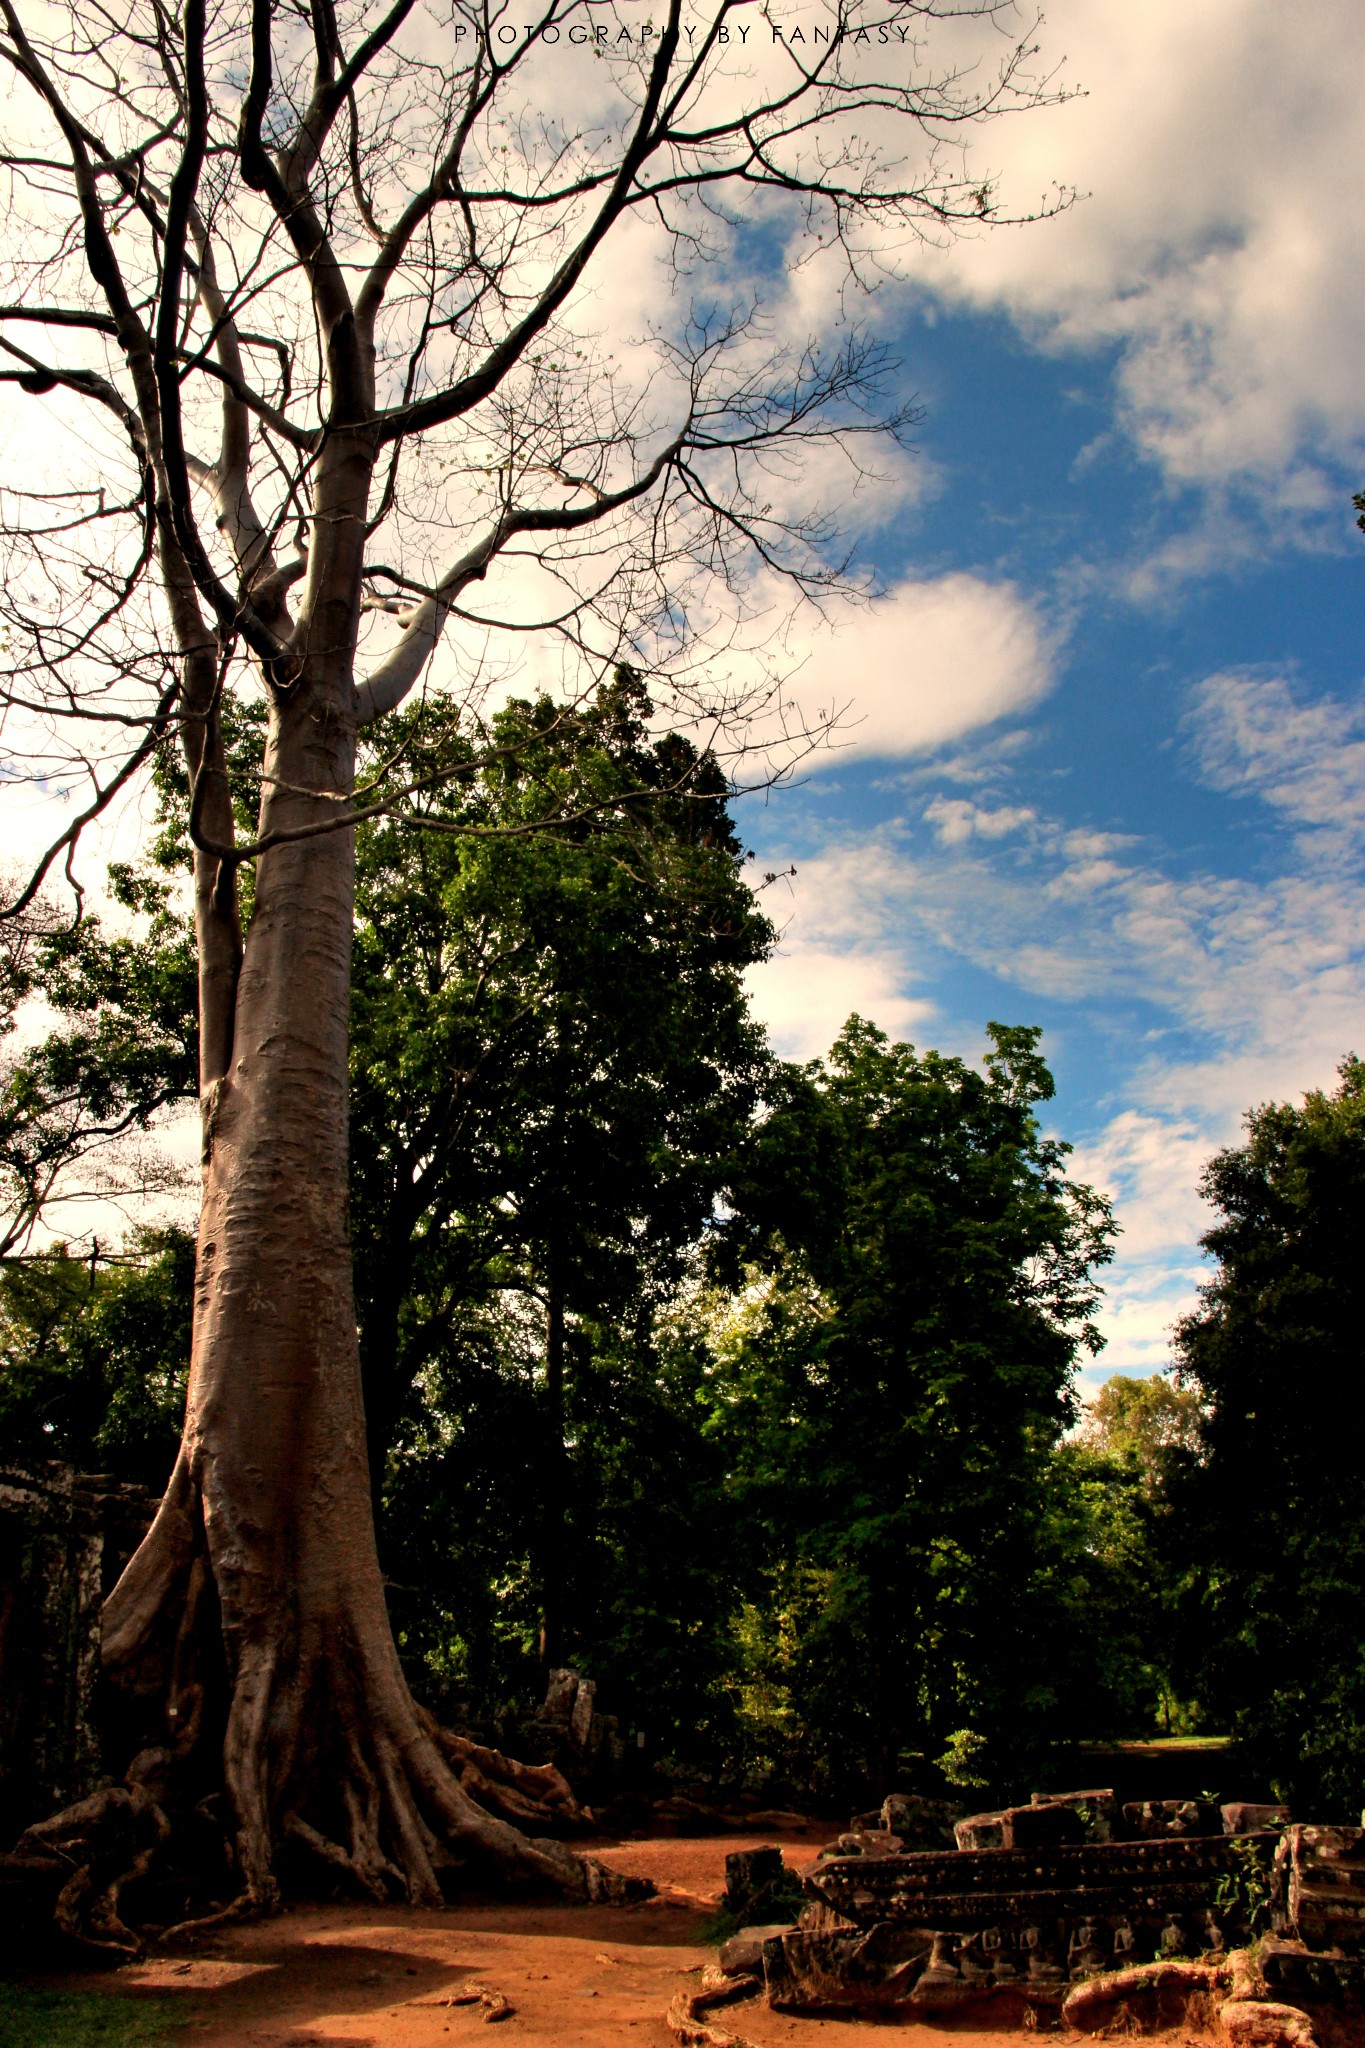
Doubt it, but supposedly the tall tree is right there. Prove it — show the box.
[1053,1374,1206,1743]
[1173,1058,1365,1814]
[348,676,774,1660]
[0,0,1065,1917]
[709,1018,1115,1796]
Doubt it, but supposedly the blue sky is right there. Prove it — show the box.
[725,0,1365,1384]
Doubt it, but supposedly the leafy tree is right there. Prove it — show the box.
[1078,1372,1203,1493]
[0,1230,193,1489]
[350,675,773,1664]
[0,870,196,1259]
[1173,1057,1365,1813]
[1057,1373,1207,1742]
[383,1293,742,1762]
[703,1017,1116,1797]
[0,677,772,1735]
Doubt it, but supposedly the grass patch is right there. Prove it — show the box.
[0,1980,183,2048]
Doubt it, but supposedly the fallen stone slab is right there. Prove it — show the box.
[763,1923,943,2016]
[955,1803,1087,1853]
[1224,1802,1292,1835]
[806,1831,1278,1938]
[1259,1935,1365,2005]
[816,1829,905,1860]
[880,1793,962,1849]
[1031,1789,1120,1843]
[718,1925,796,1977]
[723,1846,785,1921]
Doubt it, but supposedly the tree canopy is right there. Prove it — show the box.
[694,1017,1116,1794]
[1172,1057,1365,1814]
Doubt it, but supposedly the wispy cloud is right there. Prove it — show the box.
[746,669,1365,1372]
[1184,670,1365,851]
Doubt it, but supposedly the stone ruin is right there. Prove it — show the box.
[716,1790,1365,2036]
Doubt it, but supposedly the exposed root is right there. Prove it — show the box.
[158,1886,269,1946]
[440,1985,516,2023]
[33,1588,650,1948]
[667,1966,762,2048]
[16,1753,174,1957]
[1218,1999,1320,2047]
[423,1715,588,1835]
[44,1407,653,1950]
[1063,1959,1226,2036]
[283,1813,387,1902]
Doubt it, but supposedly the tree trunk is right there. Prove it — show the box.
[95,683,596,1921]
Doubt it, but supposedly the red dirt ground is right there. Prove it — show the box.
[46,1831,1213,2047]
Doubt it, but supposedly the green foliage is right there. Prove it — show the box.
[349,677,775,1716]
[0,1981,180,2048]
[1214,1836,1274,1936]
[1172,1056,1365,1816]
[698,1016,1117,1796]
[1079,1373,1203,1491]
[936,1729,992,1790]
[1057,1375,1209,1740]
[0,874,197,1259]
[0,676,1199,1796]
[0,1230,193,1487]
[350,675,773,1373]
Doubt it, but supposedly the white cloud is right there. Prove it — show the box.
[904,0,1365,510]
[1184,670,1365,849]
[744,836,939,1062]
[1067,1112,1215,1377]
[924,796,1036,846]
[746,941,934,1065]
[794,574,1056,763]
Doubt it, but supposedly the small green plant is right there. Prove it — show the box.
[1215,1837,1275,1936]
[936,1728,991,1791]
[0,1981,182,2048]
[699,1867,809,1945]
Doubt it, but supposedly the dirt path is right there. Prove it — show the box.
[41,1832,1204,2047]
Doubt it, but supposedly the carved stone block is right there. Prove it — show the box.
[1030,1787,1120,1842]
[1222,1801,1292,1835]
[1275,1825,1365,1954]
[954,1802,1085,1853]
[1123,1798,1222,1839]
